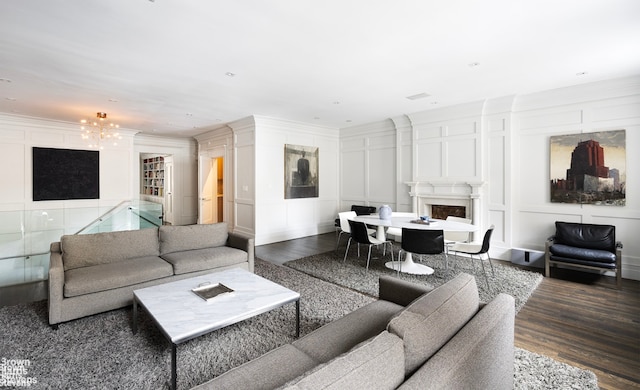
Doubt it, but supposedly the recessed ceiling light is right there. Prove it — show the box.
[186,113,193,116]
[468,62,480,67]
[346,119,352,123]
[225,72,236,77]
[406,92,430,100]
[5,97,17,101]
[576,71,588,76]
[108,98,118,102]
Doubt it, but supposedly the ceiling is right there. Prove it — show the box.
[1,1,639,138]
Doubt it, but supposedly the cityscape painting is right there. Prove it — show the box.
[549,130,626,205]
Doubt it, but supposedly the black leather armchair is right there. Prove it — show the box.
[545,221,622,288]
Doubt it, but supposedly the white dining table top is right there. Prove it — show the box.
[352,214,478,232]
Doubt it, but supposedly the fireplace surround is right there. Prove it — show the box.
[406,181,484,238]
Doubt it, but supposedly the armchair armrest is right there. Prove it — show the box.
[227,232,255,272]
[379,275,433,307]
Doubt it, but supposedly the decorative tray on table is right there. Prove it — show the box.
[191,283,234,301]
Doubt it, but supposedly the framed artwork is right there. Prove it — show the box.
[549,130,625,205]
[284,144,318,199]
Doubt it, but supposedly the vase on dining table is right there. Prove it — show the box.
[379,205,392,220]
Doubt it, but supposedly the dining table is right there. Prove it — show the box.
[351,214,479,275]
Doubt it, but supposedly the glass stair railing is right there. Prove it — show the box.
[0,200,163,288]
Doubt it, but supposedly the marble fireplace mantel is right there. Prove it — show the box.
[405,181,485,229]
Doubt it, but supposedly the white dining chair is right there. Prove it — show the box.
[444,216,472,245]
[386,212,417,241]
[443,216,473,271]
[336,211,375,251]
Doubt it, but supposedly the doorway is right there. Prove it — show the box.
[164,156,174,224]
[140,153,174,225]
[199,155,224,224]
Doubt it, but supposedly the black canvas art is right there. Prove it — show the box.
[32,147,100,201]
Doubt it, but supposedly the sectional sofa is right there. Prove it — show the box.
[48,222,254,326]
[193,272,515,389]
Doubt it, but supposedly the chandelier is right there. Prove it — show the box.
[80,112,121,148]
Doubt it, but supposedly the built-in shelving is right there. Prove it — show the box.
[142,156,164,197]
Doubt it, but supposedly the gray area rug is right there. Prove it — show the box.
[0,259,597,389]
[285,248,543,313]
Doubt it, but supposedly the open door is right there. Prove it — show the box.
[199,156,216,224]
[198,155,224,224]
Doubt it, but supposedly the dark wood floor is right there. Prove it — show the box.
[259,232,640,390]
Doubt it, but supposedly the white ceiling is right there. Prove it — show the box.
[1,1,639,138]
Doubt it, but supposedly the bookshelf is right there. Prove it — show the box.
[142,156,164,197]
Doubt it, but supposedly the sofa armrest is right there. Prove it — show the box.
[378,275,433,307]
[227,232,255,272]
[399,293,515,390]
[48,242,65,325]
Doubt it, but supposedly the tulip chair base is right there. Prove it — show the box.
[385,253,434,275]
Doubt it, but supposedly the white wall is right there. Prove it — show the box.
[0,114,137,238]
[511,76,640,280]
[0,113,139,284]
[228,116,340,245]
[229,117,256,237]
[0,113,198,265]
[340,75,640,281]
[340,118,400,211]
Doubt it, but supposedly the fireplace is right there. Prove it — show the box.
[419,196,472,220]
[431,205,466,220]
[405,181,484,237]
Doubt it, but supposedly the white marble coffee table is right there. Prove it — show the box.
[132,268,300,390]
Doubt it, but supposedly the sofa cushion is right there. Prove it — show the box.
[63,256,173,297]
[61,228,160,271]
[159,223,228,255]
[161,246,248,275]
[191,344,318,390]
[550,244,616,263]
[282,331,404,390]
[293,299,404,363]
[554,221,615,252]
[387,273,480,376]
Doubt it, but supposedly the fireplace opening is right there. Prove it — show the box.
[431,205,466,220]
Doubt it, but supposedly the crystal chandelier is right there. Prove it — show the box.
[80,112,121,148]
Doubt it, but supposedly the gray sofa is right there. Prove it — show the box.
[48,222,254,326]
[193,272,515,390]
